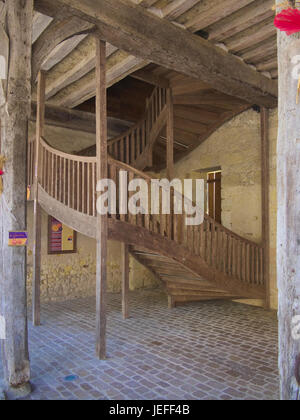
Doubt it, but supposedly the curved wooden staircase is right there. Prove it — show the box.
[28,87,266,306]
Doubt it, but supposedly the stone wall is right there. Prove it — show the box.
[172,108,278,309]
[26,203,160,304]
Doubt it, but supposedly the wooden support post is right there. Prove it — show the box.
[260,107,270,309]
[276,0,300,399]
[121,243,129,319]
[0,0,33,393]
[168,296,175,309]
[166,88,174,181]
[95,38,108,360]
[32,71,46,326]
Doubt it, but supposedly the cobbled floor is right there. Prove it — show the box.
[0,290,279,400]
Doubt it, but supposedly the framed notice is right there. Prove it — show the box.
[48,216,77,255]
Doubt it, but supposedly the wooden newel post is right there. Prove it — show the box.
[95,38,108,360]
[122,243,129,319]
[32,70,46,327]
[276,0,300,399]
[260,107,270,310]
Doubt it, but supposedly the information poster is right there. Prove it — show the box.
[48,216,76,254]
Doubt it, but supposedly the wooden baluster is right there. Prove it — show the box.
[60,157,64,204]
[87,162,90,216]
[236,240,241,281]
[120,137,124,163]
[72,160,76,210]
[231,238,236,278]
[144,180,150,230]
[251,245,255,284]
[110,163,117,219]
[211,221,216,268]
[128,172,135,226]
[255,247,259,285]
[205,221,210,264]
[92,162,96,216]
[228,235,232,276]
[53,155,57,199]
[114,142,118,160]
[260,247,264,286]
[84,162,88,214]
[125,135,130,164]
[76,162,80,211]
[242,242,246,283]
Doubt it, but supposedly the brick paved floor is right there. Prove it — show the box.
[0,290,279,400]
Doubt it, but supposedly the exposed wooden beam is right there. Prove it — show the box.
[131,68,170,89]
[178,0,256,32]
[32,15,94,83]
[225,18,276,53]
[54,54,147,108]
[31,102,96,133]
[36,0,277,107]
[45,42,117,100]
[42,34,87,72]
[162,0,200,20]
[208,0,274,42]
[32,12,52,43]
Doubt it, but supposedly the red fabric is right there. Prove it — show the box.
[274,8,300,35]
[0,170,4,176]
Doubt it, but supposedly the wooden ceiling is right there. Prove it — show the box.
[29,0,277,168]
[32,0,277,107]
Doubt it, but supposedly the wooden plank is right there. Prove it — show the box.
[208,0,274,42]
[121,243,129,319]
[261,107,270,308]
[180,0,256,32]
[33,71,46,327]
[36,0,278,107]
[95,39,108,360]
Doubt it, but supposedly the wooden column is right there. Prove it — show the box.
[166,88,174,180]
[121,243,129,319]
[95,38,108,360]
[276,0,300,400]
[32,71,46,326]
[260,107,270,309]
[0,0,33,392]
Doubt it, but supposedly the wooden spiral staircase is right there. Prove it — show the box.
[28,87,266,306]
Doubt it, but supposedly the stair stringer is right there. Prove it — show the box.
[38,185,265,301]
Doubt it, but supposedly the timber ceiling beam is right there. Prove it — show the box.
[32,14,95,83]
[130,68,170,89]
[30,102,131,136]
[35,0,277,107]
